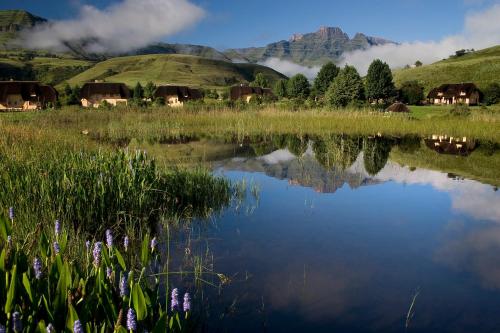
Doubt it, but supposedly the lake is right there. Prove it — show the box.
[158,134,500,333]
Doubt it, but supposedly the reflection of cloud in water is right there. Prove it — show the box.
[435,224,500,289]
[374,161,500,222]
[257,149,296,165]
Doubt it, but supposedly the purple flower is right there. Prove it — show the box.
[183,292,191,312]
[73,320,83,333]
[171,288,179,311]
[105,229,113,249]
[126,308,137,331]
[120,273,129,297]
[8,207,14,220]
[11,312,22,332]
[55,220,61,237]
[106,266,113,279]
[0,324,5,333]
[53,242,60,255]
[46,323,55,333]
[150,237,157,252]
[93,242,103,267]
[33,257,42,279]
[123,236,129,252]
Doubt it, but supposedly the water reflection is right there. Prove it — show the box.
[144,133,500,332]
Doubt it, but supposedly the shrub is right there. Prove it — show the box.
[482,83,500,105]
[450,103,471,116]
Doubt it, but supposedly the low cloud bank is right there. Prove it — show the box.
[18,0,204,54]
[259,58,320,80]
[340,4,500,74]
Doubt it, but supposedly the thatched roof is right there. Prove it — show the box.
[386,102,410,113]
[230,85,275,100]
[427,83,479,99]
[0,81,42,102]
[80,82,130,100]
[39,85,58,104]
[154,86,203,101]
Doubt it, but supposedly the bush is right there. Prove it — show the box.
[450,103,471,116]
[482,83,500,105]
[399,81,425,105]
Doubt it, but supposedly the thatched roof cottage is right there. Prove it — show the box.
[385,102,410,113]
[427,83,480,106]
[230,85,275,103]
[154,86,203,107]
[80,82,130,108]
[0,81,57,111]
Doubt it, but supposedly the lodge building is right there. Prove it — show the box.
[427,83,480,106]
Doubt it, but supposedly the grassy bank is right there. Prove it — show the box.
[2,105,498,144]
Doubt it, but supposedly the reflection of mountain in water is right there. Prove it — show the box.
[216,143,382,194]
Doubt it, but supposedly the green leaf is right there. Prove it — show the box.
[152,313,168,333]
[5,265,17,314]
[132,283,147,321]
[65,304,79,332]
[140,235,150,267]
[114,249,126,271]
[0,216,11,241]
[22,272,33,302]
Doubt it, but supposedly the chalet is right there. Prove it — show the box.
[80,82,130,108]
[427,83,480,106]
[154,86,203,107]
[0,81,57,111]
[230,85,275,103]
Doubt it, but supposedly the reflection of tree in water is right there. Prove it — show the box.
[313,135,363,171]
[363,137,394,175]
[397,135,422,154]
[250,134,309,157]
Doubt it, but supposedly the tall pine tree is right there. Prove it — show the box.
[313,62,340,96]
[365,59,396,103]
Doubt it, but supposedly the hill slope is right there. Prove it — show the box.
[0,10,46,48]
[67,54,287,88]
[393,45,500,93]
[226,26,395,66]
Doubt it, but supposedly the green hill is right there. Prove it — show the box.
[393,45,500,93]
[67,54,287,88]
[0,10,46,48]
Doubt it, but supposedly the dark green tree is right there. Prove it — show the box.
[399,81,424,105]
[144,81,156,100]
[365,59,396,103]
[273,79,288,98]
[313,62,340,96]
[251,73,269,88]
[287,74,310,99]
[62,84,80,106]
[325,65,364,107]
[482,83,500,105]
[133,82,144,99]
[415,60,423,67]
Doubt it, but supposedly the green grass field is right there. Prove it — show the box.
[66,54,287,88]
[393,45,500,93]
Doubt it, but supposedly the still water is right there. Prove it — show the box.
[164,135,500,332]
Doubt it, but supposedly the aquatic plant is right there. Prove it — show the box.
[0,213,195,332]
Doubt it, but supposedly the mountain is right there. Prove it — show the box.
[66,54,287,88]
[225,26,396,65]
[393,45,500,93]
[0,10,46,48]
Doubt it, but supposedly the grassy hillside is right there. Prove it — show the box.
[393,45,500,93]
[0,54,93,85]
[67,54,287,88]
[0,10,46,48]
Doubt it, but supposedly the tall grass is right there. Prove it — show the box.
[0,148,231,237]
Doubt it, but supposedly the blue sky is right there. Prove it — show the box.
[1,0,498,49]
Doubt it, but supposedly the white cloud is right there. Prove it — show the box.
[340,4,500,74]
[259,58,320,79]
[18,0,204,54]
